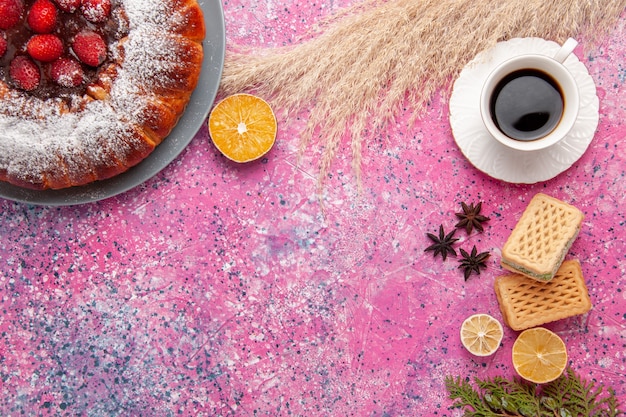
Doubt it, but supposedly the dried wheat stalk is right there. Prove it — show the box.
[219,0,626,192]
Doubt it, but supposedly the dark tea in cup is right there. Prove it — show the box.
[490,69,564,141]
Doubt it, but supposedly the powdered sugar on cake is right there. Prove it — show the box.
[0,0,205,189]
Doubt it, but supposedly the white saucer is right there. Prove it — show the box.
[449,37,599,184]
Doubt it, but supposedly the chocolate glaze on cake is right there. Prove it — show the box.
[0,0,205,190]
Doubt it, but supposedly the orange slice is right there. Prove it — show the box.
[512,327,568,384]
[460,314,503,356]
[208,93,277,162]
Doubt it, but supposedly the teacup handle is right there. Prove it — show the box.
[553,37,578,63]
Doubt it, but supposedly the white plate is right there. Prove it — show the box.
[0,0,226,206]
[449,37,599,184]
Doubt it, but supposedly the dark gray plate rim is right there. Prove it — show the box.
[0,0,226,206]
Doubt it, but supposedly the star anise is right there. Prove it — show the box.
[425,225,459,261]
[458,246,490,281]
[455,202,490,234]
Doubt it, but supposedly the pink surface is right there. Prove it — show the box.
[1,1,625,415]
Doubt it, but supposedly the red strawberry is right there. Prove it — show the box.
[10,56,41,91]
[53,0,80,13]
[71,29,106,67]
[81,0,111,23]
[27,34,63,62]
[0,31,7,57]
[0,0,24,30]
[27,0,57,34]
[50,57,84,87]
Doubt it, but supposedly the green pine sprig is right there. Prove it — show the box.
[445,368,623,417]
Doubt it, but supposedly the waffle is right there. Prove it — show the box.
[501,193,584,281]
[494,259,592,331]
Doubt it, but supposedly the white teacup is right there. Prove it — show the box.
[480,38,580,152]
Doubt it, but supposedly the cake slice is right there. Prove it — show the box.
[494,259,592,331]
[501,193,584,281]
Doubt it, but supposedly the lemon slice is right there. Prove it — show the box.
[208,93,277,163]
[460,314,504,356]
[512,327,568,384]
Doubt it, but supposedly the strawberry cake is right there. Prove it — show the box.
[0,0,205,190]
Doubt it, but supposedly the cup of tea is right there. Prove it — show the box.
[479,38,580,152]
